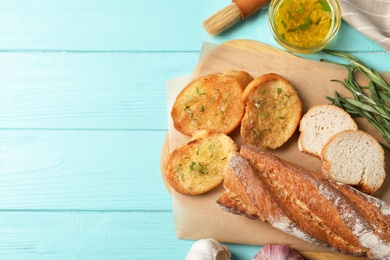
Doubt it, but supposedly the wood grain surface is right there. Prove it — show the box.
[0,0,388,259]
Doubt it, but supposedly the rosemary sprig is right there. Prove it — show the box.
[321,49,390,152]
[323,49,390,93]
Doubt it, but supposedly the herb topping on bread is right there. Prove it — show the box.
[171,71,253,136]
[165,130,237,195]
[240,73,302,149]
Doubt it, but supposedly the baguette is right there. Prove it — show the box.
[217,153,325,246]
[329,180,390,245]
[217,165,264,222]
[240,73,302,149]
[240,145,367,256]
[171,71,253,136]
[218,145,390,258]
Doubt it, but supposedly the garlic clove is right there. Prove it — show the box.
[185,238,231,260]
[253,244,304,260]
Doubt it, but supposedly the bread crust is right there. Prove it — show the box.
[329,180,390,244]
[240,145,368,256]
[171,71,252,136]
[223,153,289,221]
[217,166,264,221]
[218,153,325,246]
[165,131,237,195]
[240,73,302,149]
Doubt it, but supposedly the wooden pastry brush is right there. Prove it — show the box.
[203,0,271,36]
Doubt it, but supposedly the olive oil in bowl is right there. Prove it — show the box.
[268,0,341,54]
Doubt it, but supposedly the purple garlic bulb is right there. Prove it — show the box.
[253,244,304,260]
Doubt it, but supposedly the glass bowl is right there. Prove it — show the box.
[268,0,341,54]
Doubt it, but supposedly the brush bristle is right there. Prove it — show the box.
[203,3,242,36]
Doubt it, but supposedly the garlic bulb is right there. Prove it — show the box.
[185,238,231,260]
[253,244,303,260]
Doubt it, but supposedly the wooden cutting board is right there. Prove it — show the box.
[161,40,390,259]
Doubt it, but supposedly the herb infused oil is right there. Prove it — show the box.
[273,0,334,48]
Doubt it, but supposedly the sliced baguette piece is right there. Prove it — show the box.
[240,73,302,149]
[240,145,368,256]
[217,153,326,247]
[165,130,237,195]
[298,104,358,158]
[321,130,386,195]
[171,70,253,136]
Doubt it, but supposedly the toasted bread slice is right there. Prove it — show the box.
[240,73,302,149]
[321,130,386,195]
[298,104,358,158]
[165,130,237,195]
[171,71,253,136]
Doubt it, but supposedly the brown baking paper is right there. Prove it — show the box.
[164,40,390,253]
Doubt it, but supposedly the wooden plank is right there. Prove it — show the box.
[0,211,261,259]
[0,1,383,52]
[0,52,199,130]
[0,1,385,260]
[0,211,180,258]
[0,130,172,211]
[0,52,388,130]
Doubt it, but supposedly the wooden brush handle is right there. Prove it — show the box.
[233,0,271,19]
[298,250,365,260]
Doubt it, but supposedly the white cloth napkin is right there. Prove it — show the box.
[339,0,390,52]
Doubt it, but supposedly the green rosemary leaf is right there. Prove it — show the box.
[368,80,381,104]
[379,91,390,104]
[322,50,390,150]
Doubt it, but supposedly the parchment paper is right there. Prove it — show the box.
[165,41,390,253]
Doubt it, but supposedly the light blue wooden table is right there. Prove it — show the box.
[0,1,388,259]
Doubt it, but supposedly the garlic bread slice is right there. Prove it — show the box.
[171,71,252,136]
[241,73,302,149]
[165,131,237,195]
